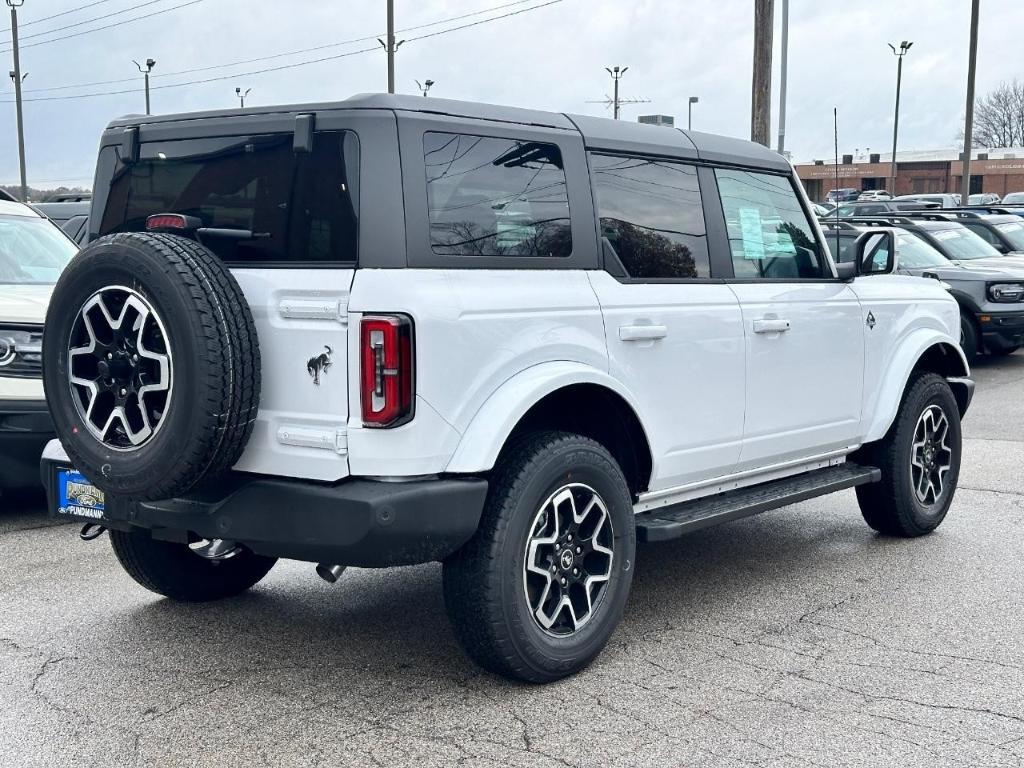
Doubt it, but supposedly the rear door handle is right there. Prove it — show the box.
[619,324,668,342]
[752,318,791,334]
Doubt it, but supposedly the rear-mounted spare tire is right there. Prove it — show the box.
[43,232,261,501]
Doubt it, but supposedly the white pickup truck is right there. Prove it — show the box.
[40,95,972,682]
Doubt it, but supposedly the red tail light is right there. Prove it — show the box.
[360,314,414,428]
[145,213,201,232]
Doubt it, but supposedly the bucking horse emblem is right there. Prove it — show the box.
[306,345,333,386]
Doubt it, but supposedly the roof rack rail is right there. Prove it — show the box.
[844,215,918,227]
[819,220,859,231]
[946,206,1017,215]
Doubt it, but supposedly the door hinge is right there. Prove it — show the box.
[277,425,348,455]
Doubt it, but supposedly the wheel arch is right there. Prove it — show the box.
[863,333,970,443]
[445,362,654,496]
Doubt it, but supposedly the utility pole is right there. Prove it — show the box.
[776,0,789,154]
[133,58,156,115]
[235,87,251,108]
[415,79,434,97]
[6,0,27,203]
[751,0,774,147]
[688,96,699,131]
[888,40,913,194]
[961,0,980,203]
[378,0,404,94]
[607,66,627,119]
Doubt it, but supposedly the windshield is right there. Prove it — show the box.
[898,233,949,268]
[0,215,77,284]
[996,221,1024,250]
[1002,192,1024,204]
[928,226,1002,260]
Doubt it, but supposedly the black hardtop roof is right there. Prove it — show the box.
[104,93,791,172]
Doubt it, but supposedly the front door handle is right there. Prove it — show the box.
[619,324,668,342]
[752,318,791,334]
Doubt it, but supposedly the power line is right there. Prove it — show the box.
[0,0,120,34]
[0,0,205,54]
[19,0,539,95]
[16,0,177,43]
[1,0,564,104]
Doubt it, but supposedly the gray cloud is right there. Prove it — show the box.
[1,0,1021,187]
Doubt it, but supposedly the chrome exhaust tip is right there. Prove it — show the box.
[79,523,106,541]
[316,564,346,584]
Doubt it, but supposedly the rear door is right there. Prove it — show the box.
[94,117,370,481]
[713,167,865,469]
[586,155,746,490]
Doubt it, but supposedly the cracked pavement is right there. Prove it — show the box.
[2,353,1023,767]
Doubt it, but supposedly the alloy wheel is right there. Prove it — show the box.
[523,483,614,636]
[910,404,953,506]
[68,286,172,450]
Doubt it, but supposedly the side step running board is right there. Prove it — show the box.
[635,462,880,543]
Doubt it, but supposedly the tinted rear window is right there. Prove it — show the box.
[423,132,572,258]
[99,131,359,264]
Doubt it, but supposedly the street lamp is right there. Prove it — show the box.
[415,79,434,97]
[688,96,699,131]
[888,40,913,194]
[132,58,156,115]
[235,87,252,108]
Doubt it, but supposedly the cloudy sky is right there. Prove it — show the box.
[1,0,1021,188]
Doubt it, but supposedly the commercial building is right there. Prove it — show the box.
[794,147,1024,202]
[638,114,675,128]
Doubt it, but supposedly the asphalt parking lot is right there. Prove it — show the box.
[2,355,1024,768]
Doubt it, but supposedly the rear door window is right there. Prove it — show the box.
[99,131,359,265]
[423,132,572,258]
[589,153,710,279]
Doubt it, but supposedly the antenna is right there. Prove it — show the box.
[834,106,841,256]
[586,65,650,119]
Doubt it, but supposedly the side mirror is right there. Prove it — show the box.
[856,230,897,275]
[835,261,858,281]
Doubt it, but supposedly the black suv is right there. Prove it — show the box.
[846,215,1024,358]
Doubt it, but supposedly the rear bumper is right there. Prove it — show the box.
[0,398,53,490]
[41,441,488,567]
[980,310,1024,352]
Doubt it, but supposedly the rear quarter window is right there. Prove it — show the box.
[98,131,359,265]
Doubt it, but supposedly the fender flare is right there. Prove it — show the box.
[445,361,652,474]
[863,329,969,443]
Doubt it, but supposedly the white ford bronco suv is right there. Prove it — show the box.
[40,95,973,682]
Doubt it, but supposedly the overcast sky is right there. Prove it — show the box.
[1,0,1021,188]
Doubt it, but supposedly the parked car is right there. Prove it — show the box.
[968,193,1001,205]
[40,95,971,683]
[1001,192,1024,204]
[931,211,1024,256]
[823,200,939,218]
[857,190,893,201]
[826,187,860,203]
[30,201,90,245]
[847,213,1024,358]
[0,199,77,492]
[896,193,961,208]
[42,192,91,203]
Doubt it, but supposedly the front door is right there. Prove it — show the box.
[714,167,865,469]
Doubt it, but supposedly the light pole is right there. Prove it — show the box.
[235,87,251,108]
[133,58,156,115]
[961,0,980,203]
[378,0,404,94]
[415,79,434,97]
[6,0,27,203]
[777,0,789,153]
[688,96,699,131]
[605,66,628,119]
[888,40,913,195]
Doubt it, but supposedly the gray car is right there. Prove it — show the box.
[827,218,1024,359]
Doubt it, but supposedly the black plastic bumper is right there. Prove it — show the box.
[43,460,488,567]
[980,310,1024,352]
[0,399,54,490]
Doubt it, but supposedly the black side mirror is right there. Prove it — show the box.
[856,230,898,275]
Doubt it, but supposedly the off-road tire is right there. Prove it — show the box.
[110,529,276,602]
[856,373,962,537]
[442,432,636,683]
[959,312,980,361]
[43,233,260,500]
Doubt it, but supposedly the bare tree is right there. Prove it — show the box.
[972,80,1024,148]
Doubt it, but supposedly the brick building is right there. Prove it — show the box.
[794,147,1024,202]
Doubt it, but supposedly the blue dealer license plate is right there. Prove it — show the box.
[55,469,106,520]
